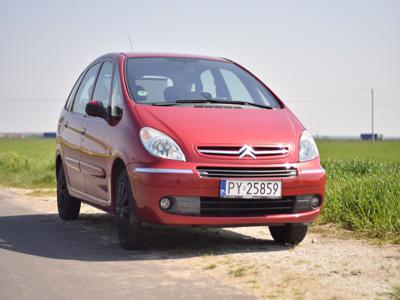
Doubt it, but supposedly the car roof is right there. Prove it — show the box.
[118,52,230,62]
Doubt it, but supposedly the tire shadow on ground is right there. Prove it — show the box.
[0,212,290,261]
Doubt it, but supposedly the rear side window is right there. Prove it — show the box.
[72,63,100,115]
[65,72,84,111]
[92,61,113,108]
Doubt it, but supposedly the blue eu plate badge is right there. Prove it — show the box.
[220,180,227,197]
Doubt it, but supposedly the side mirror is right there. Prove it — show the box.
[85,101,107,119]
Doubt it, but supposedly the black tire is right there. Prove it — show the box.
[269,224,308,245]
[115,169,142,250]
[57,164,81,220]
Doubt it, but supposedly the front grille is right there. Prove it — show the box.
[200,197,295,216]
[197,167,297,178]
[197,145,289,159]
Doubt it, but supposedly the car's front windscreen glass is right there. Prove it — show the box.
[125,58,281,108]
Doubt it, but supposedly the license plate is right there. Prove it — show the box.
[220,180,282,198]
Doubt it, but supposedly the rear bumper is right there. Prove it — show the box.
[128,161,326,226]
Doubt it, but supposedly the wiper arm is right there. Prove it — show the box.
[230,100,273,109]
[175,99,273,109]
[149,102,179,106]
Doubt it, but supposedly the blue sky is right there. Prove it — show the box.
[0,0,399,136]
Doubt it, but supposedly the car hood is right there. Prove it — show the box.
[134,105,303,163]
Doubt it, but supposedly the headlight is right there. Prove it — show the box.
[139,127,186,161]
[299,130,319,162]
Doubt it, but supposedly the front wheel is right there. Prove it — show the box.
[57,164,81,220]
[269,224,308,245]
[115,170,143,250]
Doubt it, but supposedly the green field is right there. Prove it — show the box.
[0,138,56,188]
[0,138,399,243]
[318,140,400,162]
[320,140,400,243]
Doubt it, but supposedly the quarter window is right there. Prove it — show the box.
[72,63,100,114]
[93,62,113,108]
[110,67,123,117]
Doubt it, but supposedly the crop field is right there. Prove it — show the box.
[0,138,399,243]
[317,140,400,162]
[317,140,400,243]
[0,138,55,188]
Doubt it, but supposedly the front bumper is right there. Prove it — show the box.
[128,161,326,226]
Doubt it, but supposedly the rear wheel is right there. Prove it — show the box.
[115,170,142,250]
[269,224,308,245]
[57,164,81,220]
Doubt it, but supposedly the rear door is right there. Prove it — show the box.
[81,60,114,203]
[58,72,83,190]
[62,63,101,192]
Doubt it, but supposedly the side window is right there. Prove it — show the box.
[65,72,84,111]
[92,61,113,108]
[110,67,123,117]
[220,69,252,101]
[200,70,216,99]
[72,63,100,114]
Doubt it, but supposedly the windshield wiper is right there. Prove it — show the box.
[150,102,179,106]
[148,99,273,109]
[175,99,273,109]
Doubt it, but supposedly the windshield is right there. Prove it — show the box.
[125,58,281,108]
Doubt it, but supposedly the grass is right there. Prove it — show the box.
[317,140,400,162]
[0,138,399,243]
[229,266,248,277]
[317,141,400,244]
[319,158,400,243]
[318,141,400,243]
[203,263,217,270]
[390,286,400,300]
[0,138,55,188]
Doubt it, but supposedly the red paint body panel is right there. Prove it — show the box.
[123,52,228,62]
[135,105,300,164]
[129,161,325,225]
[56,52,326,227]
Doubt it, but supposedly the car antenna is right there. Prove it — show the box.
[128,34,134,51]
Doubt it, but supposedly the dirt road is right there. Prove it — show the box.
[0,187,398,299]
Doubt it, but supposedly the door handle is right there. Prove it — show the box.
[64,121,69,128]
[81,127,87,135]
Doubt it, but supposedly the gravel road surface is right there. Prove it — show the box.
[0,188,251,300]
[0,188,398,299]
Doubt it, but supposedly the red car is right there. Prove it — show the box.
[56,52,326,249]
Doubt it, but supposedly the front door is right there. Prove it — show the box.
[81,61,114,203]
[65,62,101,193]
